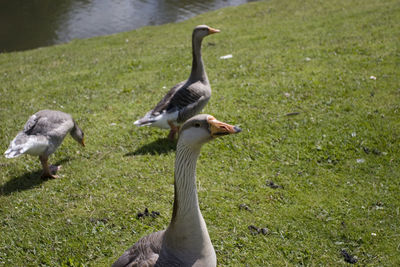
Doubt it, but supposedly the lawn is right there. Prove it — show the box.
[0,0,399,266]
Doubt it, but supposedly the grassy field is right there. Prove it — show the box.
[1,0,399,266]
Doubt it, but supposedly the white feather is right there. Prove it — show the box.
[150,111,179,129]
[22,137,49,156]
[4,135,49,158]
[135,110,179,129]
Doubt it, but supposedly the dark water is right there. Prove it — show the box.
[0,0,255,53]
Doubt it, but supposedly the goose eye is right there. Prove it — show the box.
[194,123,201,128]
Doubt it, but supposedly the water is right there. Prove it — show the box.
[0,0,255,53]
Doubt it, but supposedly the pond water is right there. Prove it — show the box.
[0,0,255,53]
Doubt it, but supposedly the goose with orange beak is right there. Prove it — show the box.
[134,25,220,140]
[113,114,241,267]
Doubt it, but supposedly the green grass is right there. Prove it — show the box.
[1,0,399,265]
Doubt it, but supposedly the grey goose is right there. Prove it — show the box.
[134,25,220,140]
[5,110,85,179]
[113,114,241,266]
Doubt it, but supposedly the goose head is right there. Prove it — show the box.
[71,124,85,147]
[178,114,241,149]
[193,25,220,41]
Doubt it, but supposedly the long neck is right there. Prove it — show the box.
[70,121,81,142]
[164,142,211,251]
[189,35,208,83]
[172,143,201,220]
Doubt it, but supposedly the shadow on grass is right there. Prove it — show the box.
[0,157,71,196]
[125,138,176,156]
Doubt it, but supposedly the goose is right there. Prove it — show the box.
[113,114,241,267]
[4,110,85,179]
[134,25,220,140]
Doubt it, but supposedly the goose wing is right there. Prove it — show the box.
[134,81,185,126]
[23,113,41,135]
[112,230,164,267]
[172,81,211,123]
[24,110,72,136]
[135,80,210,127]
[155,80,210,120]
[151,81,186,116]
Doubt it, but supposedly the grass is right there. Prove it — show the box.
[1,0,399,265]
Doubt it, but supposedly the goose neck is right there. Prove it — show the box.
[189,36,208,83]
[172,143,201,220]
[164,143,211,249]
[161,140,215,262]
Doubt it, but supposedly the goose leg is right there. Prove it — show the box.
[167,121,180,140]
[39,155,59,179]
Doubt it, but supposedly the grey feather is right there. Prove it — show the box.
[112,231,165,267]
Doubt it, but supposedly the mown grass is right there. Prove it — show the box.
[1,0,399,266]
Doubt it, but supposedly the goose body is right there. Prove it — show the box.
[113,114,241,267]
[4,110,85,179]
[134,25,220,140]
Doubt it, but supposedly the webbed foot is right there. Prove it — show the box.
[41,165,61,179]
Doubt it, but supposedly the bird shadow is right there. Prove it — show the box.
[125,138,176,156]
[0,157,71,196]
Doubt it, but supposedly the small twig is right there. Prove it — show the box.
[285,112,300,116]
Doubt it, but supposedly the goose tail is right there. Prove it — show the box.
[134,117,155,127]
[4,132,46,158]
[134,111,156,127]
[134,110,177,129]
[4,145,24,158]
[4,133,28,158]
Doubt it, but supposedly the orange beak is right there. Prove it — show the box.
[208,27,220,34]
[81,137,85,147]
[207,116,241,137]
